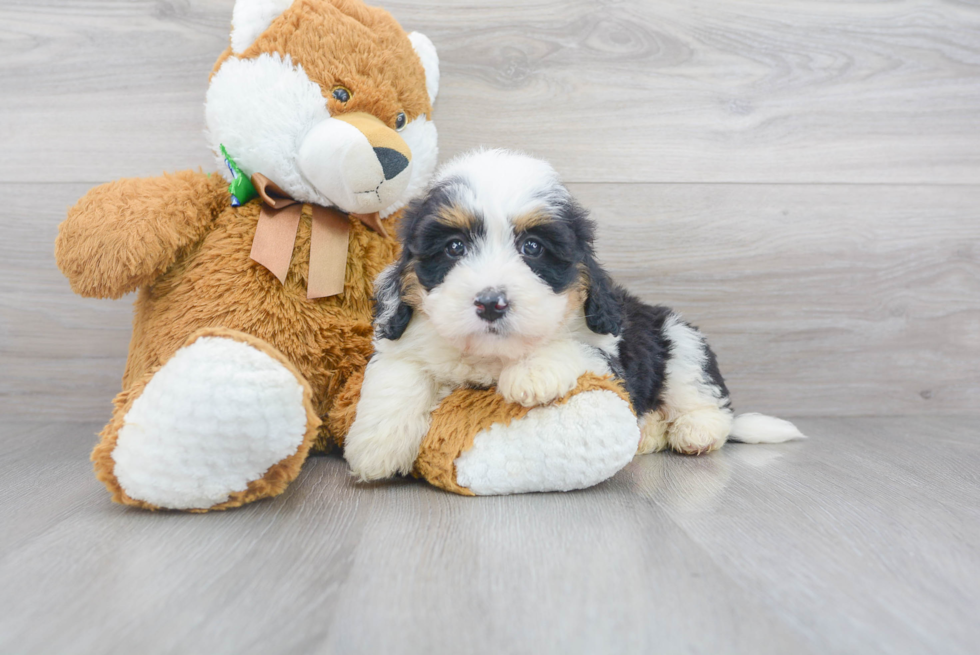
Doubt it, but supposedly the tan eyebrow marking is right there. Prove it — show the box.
[512,209,552,232]
[435,204,478,230]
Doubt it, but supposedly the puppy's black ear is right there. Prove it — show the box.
[373,194,434,340]
[372,256,413,340]
[554,194,623,336]
[583,256,623,336]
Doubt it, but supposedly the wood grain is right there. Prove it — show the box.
[1,0,978,184]
[0,183,131,421]
[1,418,977,654]
[6,181,976,420]
[573,182,980,416]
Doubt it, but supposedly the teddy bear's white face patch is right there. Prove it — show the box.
[386,114,438,217]
[206,53,332,206]
[206,52,439,218]
[296,112,415,215]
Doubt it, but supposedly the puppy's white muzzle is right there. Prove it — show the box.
[298,112,413,214]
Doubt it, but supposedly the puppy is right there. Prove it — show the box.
[344,149,803,481]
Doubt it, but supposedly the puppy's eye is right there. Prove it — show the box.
[331,86,351,103]
[445,239,467,258]
[521,238,544,257]
[395,112,407,131]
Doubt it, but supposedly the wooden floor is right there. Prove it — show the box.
[1,417,978,654]
[1,1,979,653]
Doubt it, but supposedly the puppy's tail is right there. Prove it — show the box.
[729,413,806,444]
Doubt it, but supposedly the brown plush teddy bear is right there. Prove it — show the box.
[55,0,441,510]
[56,0,643,510]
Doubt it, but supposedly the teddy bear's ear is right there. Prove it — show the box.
[408,31,440,105]
[230,0,294,54]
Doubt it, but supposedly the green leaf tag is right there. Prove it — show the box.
[221,144,258,207]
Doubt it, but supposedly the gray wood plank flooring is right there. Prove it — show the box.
[1,418,977,654]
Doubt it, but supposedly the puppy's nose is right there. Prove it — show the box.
[474,289,509,323]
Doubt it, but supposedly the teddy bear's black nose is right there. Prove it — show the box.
[374,147,409,180]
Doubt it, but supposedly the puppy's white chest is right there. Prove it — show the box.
[435,355,503,389]
[377,317,504,388]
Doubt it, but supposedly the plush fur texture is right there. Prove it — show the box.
[231,0,294,54]
[414,373,635,495]
[454,386,638,495]
[57,0,440,511]
[208,0,438,217]
[407,32,439,103]
[55,172,230,300]
[113,334,311,510]
[345,149,804,482]
[109,184,393,441]
[91,328,320,512]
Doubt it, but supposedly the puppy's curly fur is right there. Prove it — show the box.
[345,149,803,481]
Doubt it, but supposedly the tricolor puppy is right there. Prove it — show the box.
[344,149,804,481]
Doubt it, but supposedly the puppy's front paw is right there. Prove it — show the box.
[345,445,404,482]
[344,424,422,482]
[497,359,579,407]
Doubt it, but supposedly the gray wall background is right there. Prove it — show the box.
[2,0,978,421]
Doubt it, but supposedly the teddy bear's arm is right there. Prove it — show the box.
[55,171,228,299]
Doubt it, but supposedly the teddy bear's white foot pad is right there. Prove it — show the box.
[112,336,309,510]
[454,390,639,495]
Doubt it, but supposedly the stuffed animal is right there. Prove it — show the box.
[55,0,436,510]
[329,371,640,496]
[56,0,641,510]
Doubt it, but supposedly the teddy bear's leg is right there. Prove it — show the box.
[92,328,319,511]
[414,374,640,496]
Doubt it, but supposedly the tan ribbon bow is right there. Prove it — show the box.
[248,173,389,299]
